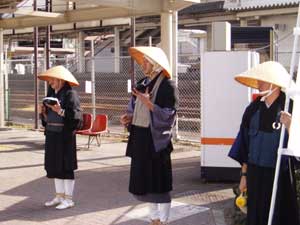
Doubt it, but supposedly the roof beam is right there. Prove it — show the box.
[14,10,63,18]
[179,14,237,26]
[0,6,151,29]
[164,0,200,11]
[0,0,200,29]
[71,0,160,11]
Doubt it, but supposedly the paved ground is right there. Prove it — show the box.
[0,128,236,225]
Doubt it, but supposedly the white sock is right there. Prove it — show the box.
[149,203,160,220]
[54,179,65,195]
[64,179,75,199]
[159,202,171,223]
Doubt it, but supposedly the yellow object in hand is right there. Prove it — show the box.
[235,189,247,214]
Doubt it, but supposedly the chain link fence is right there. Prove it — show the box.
[6,54,201,142]
[177,54,201,141]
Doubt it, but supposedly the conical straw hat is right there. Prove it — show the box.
[129,46,172,78]
[38,65,79,86]
[235,61,293,90]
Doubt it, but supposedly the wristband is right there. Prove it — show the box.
[241,172,247,177]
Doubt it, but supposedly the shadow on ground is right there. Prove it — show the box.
[0,156,236,223]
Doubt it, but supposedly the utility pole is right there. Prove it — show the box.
[130,17,136,89]
[0,28,4,127]
[91,39,96,119]
[34,0,39,129]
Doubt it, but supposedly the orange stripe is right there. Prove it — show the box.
[201,137,235,145]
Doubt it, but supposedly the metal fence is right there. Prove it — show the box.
[6,54,201,142]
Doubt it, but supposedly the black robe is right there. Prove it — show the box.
[229,92,299,225]
[41,84,81,179]
[126,75,178,196]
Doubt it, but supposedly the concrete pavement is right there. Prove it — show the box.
[0,128,235,225]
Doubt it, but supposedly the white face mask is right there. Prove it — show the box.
[259,90,271,96]
[259,84,278,101]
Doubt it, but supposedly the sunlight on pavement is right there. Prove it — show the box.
[0,195,28,210]
[125,201,209,223]
[0,145,22,151]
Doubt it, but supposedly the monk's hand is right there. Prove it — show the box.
[132,87,154,111]
[45,103,62,114]
[280,111,291,132]
[132,87,150,101]
[39,104,47,120]
[120,114,132,126]
[39,104,46,115]
[239,176,247,193]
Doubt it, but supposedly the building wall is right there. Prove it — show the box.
[261,14,298,68]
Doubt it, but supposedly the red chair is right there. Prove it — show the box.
[76,113,93,134]
[80,114,108,149]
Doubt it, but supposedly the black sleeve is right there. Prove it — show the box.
[228,99,260,164]
[41,117,47,127]
[64,89,82,130]
[155,78,179,110]
[240,98,260,129]
[40,86,54,127]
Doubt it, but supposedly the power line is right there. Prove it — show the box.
[253,30,293,51]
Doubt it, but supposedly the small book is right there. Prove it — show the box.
[43,97,59,106]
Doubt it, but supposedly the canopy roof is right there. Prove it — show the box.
[0,0,200,29]
[224,0,300,10]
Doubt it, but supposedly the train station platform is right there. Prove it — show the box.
[0,128,236,225]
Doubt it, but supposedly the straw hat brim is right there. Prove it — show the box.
[234,61,293,90]
[38,65,79,87]
[129,47,172,78]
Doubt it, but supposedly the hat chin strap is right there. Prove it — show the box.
[149,66,163,80]
[144,54,163,79]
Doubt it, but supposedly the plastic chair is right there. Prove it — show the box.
[80,114,108,149]
[76,113,93,134]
